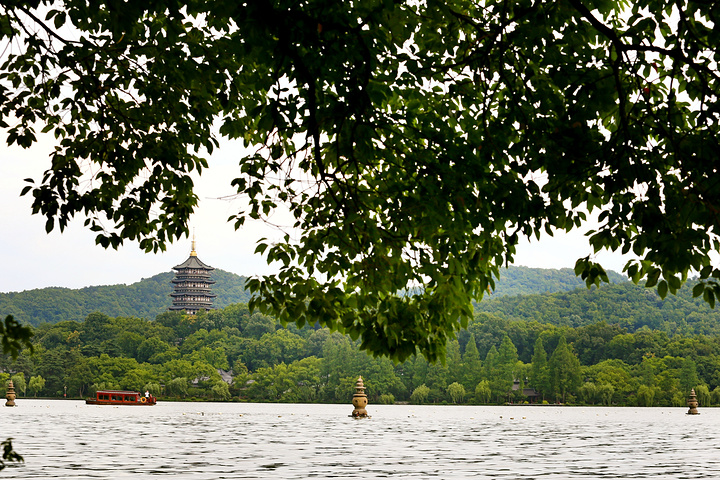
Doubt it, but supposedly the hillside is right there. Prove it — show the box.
[491,265,626,297]
[0,269,250,326]
[0,265,627,327]
[476,279,720,336]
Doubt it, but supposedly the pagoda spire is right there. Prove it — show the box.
[190,230,197,257]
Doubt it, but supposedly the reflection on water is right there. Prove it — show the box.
[2,401,718,479]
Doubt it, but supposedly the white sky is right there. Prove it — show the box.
[0,134,631,294]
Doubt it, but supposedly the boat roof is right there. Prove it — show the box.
[96,390,141,395]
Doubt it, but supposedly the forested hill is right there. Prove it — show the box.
[1,265,626,327]
[491,266,626,297]
[476,279,720,336]
[0,270,250,326]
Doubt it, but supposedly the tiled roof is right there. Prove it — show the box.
[173,255,214,270]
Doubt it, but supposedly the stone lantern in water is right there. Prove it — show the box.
[5,379,16,407]
[687,388,699,415]
[350,376,370,418]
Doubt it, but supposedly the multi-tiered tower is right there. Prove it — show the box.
[169,238,216,314]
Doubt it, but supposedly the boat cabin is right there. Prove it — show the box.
[86,389,157,406]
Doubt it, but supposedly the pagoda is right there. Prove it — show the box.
[169,237,216,314]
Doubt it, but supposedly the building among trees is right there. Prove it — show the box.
[169,239,216,314]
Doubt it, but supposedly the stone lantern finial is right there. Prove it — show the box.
[687,388,699,415]
[350,376,370,418]
[5,379,16,407]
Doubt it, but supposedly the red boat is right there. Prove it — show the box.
[86,390,157,406]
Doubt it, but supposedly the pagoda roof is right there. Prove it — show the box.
[170,291,217,298]
[172,277,216,284]
[173,255,214,271]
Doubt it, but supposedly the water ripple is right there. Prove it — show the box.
[2,402,719,478]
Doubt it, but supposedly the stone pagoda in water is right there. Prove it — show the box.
[169,237,216,315]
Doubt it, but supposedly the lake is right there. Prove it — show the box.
[1,400,718,479]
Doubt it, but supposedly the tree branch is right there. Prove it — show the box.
[16,6,80,46]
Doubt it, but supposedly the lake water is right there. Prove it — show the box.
[1,400,718,479]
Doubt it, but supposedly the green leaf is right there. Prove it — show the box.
[645,269,661,288]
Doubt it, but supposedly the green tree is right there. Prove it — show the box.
[446,340,463,385]
[679,359,700,394]
[483,345,503,403]
[447,382,466,405]
[244,329,306,371]
[10,373,26,397]
[585,360,633,404]
[120,368,154,392]
[549,336,582,403]
[186,346,230,371]
[410,384,430,405]
[64,351,94,398]
[424,360,449,403]
[246,357,322,403]
[137,337,172,364]
[6,1,720,362]
[211,382,231,401]
[695,384,711,407]
[319,335,366,401]
[711,386,720,406]
[637,385,659,407]
[475,380,491,404]
[378,394,395,405]
[597,383,615,406]
[333,376,361,405]
[461,334,483,392]
[578,382,598,405]
[28,375,45,397]
[0,374,8,396]
[482,337,518,403]
[166,377,189,398]
[411,355,429,391]
[116,331,145,359]
[671,391,687,407]
[281,357,322,403]
[242,314,277,339]
[88,354,141,387]
[362,356,407,403]
[530,337,551,400]
[497,335,519,394]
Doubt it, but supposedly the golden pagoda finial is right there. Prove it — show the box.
[190,230,197,257]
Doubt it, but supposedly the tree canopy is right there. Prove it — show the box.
[6,304,720,407]
[2,1,720,361]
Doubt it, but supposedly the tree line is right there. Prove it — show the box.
[2,304,720,407]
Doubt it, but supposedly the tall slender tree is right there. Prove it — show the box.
[497,335,519,400]
[530,337,551,400]
[549,336,582,403]
[461,334,483,392]
[679,359,700,394]
[445,339,463,385]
